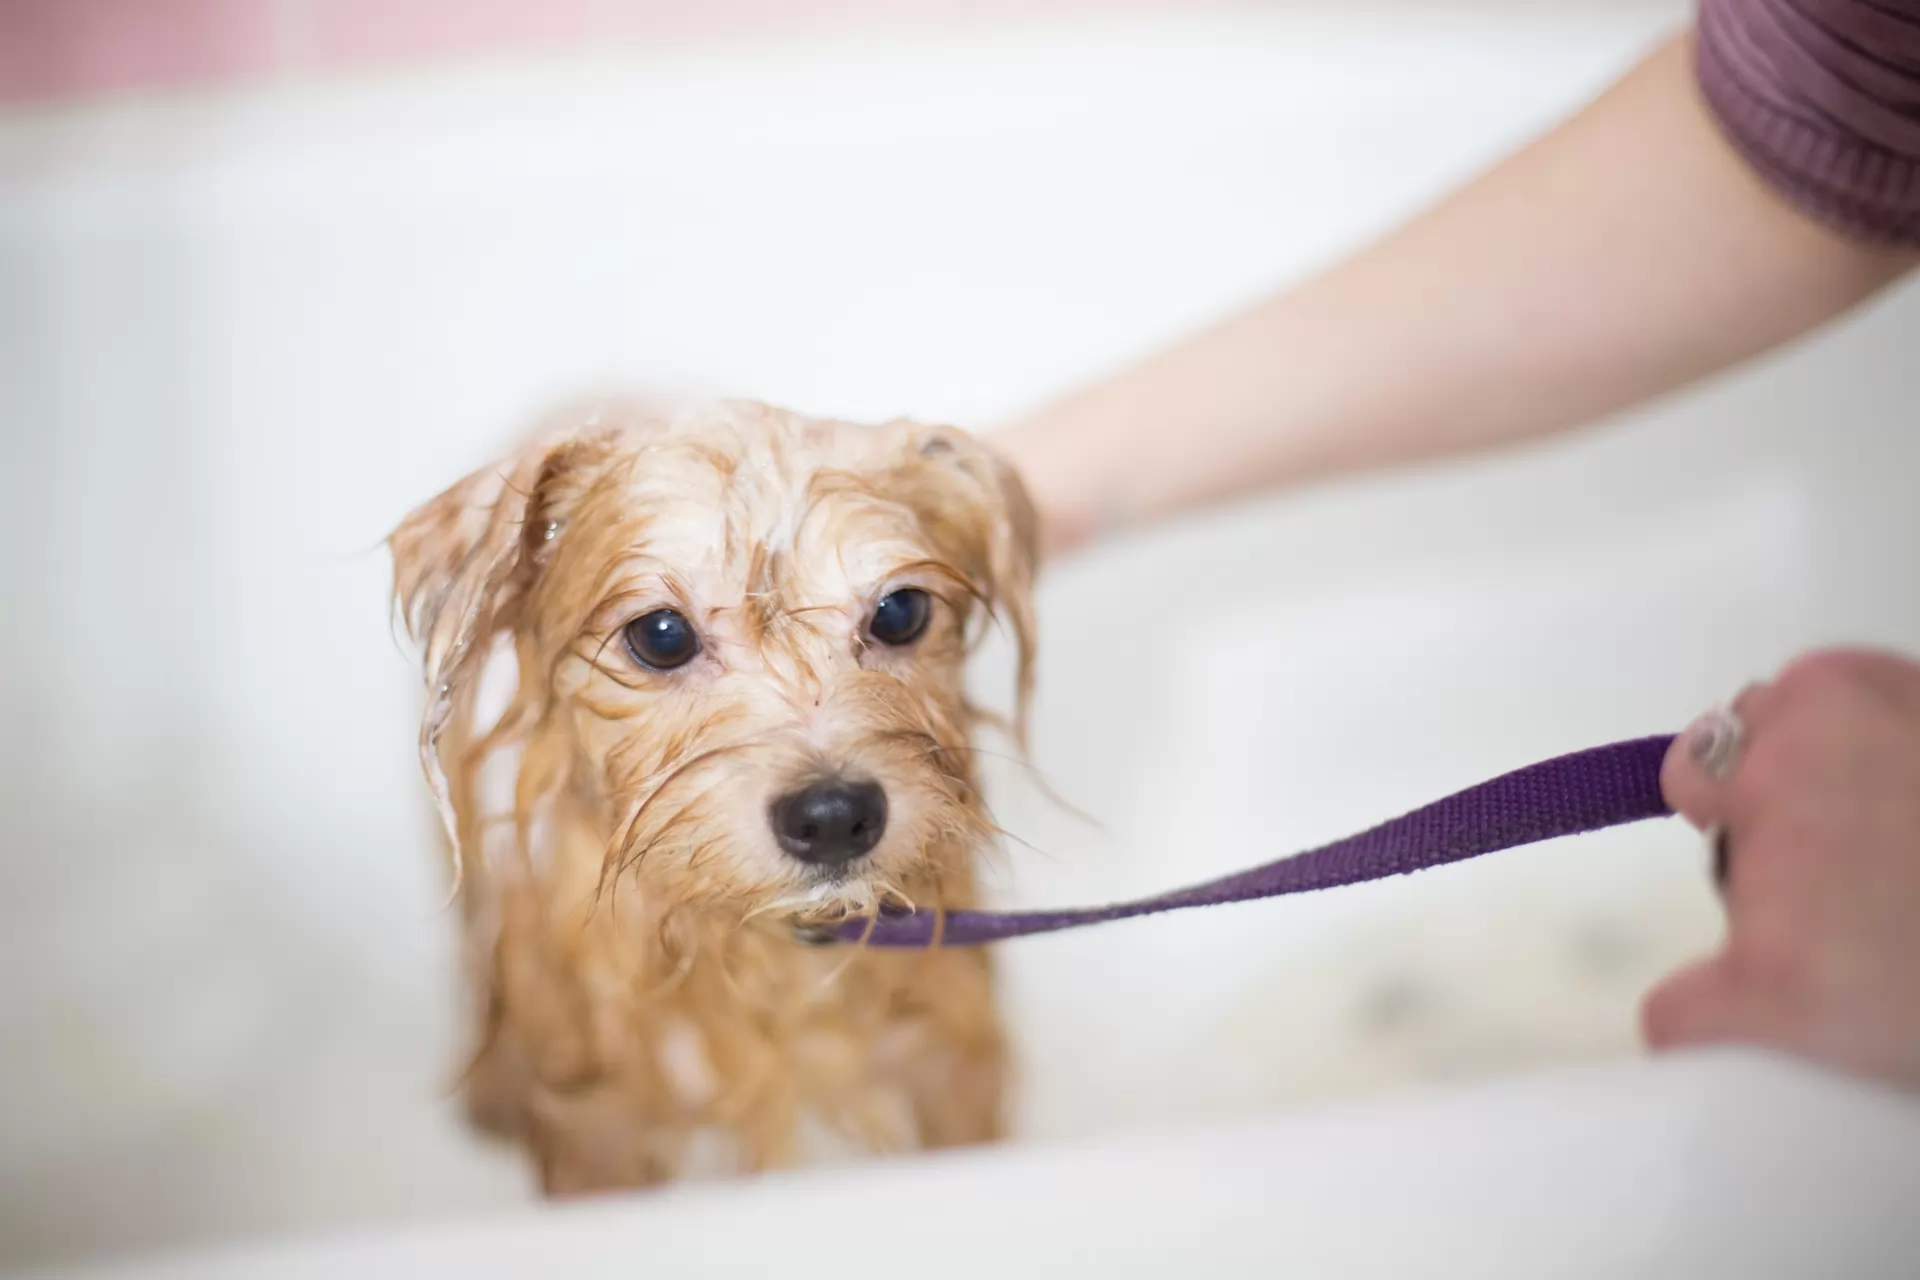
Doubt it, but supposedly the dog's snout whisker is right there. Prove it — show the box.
[598,738,771,899]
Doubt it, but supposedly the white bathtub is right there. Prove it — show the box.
[4,0,1918,1268]
[27,1053,1920,1280]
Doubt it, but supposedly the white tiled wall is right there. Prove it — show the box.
[6,1,1918,1269]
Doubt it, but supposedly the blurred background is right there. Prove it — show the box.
[4,0,1918,1270]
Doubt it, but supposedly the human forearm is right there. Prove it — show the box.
[999,34,1915,555]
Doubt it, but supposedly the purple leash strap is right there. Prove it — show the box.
[823,734,1677,948]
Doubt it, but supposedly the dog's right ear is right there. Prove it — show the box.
[389,429,611,861]
[393,437,548,689]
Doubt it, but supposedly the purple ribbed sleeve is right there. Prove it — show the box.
[1696,0,1920,247]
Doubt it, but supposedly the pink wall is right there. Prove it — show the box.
[0,0,1136,107]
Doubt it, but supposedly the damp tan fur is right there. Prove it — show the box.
[389,399,1036,1191]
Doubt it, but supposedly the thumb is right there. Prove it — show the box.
[1641,955,1768,1051]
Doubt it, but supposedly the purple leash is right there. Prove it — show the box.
[822,734,1677,948]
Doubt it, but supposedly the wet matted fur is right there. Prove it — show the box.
[389,399,1037,1191]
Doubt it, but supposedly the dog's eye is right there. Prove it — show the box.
[623,608,700,670]
[868,589,931,646]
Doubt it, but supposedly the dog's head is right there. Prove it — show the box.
[391,400,1036,928]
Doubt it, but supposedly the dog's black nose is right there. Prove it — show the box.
[770,779,888,866]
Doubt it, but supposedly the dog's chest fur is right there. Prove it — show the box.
[462,854,1004,1192]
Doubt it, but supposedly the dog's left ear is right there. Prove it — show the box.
[889,424,1041,741]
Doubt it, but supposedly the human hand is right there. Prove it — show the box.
[1647,648,1920,1092]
